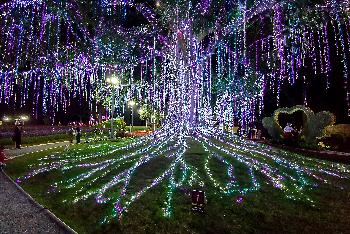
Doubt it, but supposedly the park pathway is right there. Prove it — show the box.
[4,141,69,159]
[0,142,75,234]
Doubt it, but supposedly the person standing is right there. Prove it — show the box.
[67,126,74,144]
[0,145,7,170]
[13,125,22,149]
[76,126,81,144]
[283,123,294,143]
[93,128,98,141]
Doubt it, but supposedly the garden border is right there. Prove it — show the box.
[1,170,77,234]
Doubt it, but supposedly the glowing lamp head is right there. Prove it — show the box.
[110,76,120,86]
[129,100,136,107]
[20,115,28,121]
[106,76,120,87]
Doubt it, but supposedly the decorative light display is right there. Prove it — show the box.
[3,0,350,224]
[0,0,350,125]
[18,128,350,222]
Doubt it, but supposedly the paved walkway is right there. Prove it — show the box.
[5,141,69,159]
[0,142,75,234]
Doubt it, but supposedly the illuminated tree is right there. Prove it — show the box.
[6,0,350,224]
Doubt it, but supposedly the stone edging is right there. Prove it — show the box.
[1,170,77,234]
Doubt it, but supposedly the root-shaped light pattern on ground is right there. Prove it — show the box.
[18,129,350,222]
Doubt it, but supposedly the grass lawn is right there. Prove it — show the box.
[0,126,149,148]
[129,126,150,131]
[5,136,350,234]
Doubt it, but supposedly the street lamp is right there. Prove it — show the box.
[151,114,156,131]
[106,75,120,140]
[20,115,29,121]
[3,116,11,122]
[128,100,136,133]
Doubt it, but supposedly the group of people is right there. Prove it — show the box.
[67,126,81,144]
[1,124,81,169]
[235,125,262,140]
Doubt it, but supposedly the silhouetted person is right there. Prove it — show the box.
[93,128,98,140]
[76,126,81,144]
[0,145,7,169]
[67,127,74,144]
[13,125,22,149]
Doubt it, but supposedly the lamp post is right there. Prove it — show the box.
[106,75,120,140]
[2,116,11,122]
[128,100,136,133]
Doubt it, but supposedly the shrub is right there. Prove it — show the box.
[304,111,335,144]
[323,124,350,138]
[262,117,283,141]
[321,124,350,151]
[96,119,126,132]
[262,106,336,145]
